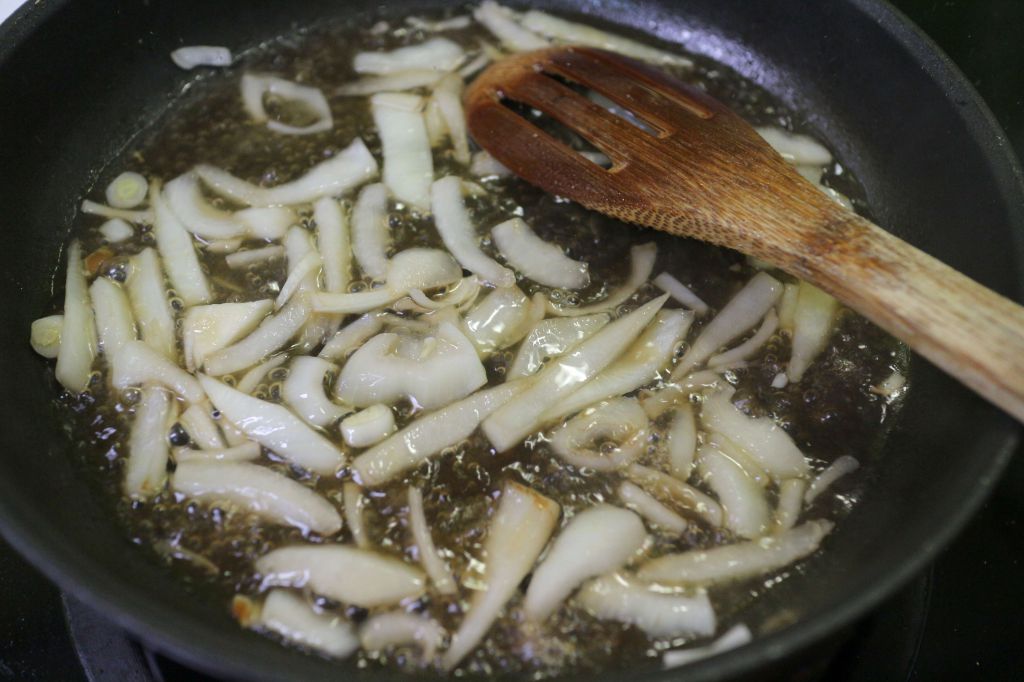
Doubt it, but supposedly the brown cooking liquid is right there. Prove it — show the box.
[50,10,906,677]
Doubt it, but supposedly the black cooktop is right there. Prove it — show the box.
[1,1,1023,680]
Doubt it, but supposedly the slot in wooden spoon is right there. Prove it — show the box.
[465,46,1024,422]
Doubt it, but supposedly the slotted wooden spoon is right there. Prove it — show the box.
[464,46,1024,423]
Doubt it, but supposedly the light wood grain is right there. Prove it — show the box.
[465,46,1024,423]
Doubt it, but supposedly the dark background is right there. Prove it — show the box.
[1,0,1022,680]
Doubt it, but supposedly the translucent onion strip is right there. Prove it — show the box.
[171,46,232,70]
[98,218,134,243]
[125,247,176,360]
[252,590,358,659]
[90,277,137,358]
[183,300,273,372]
[124,384,172,499]
[55,241,98,392]
[340,405,396,448]
[521,9,694,67]
[547,243,657,316]
[442,482,559,669]
[199,375,345,475]
[695,444,771,539]
[256,545,426,608]
[164,173,247,239]
[407,487,457,595]
[625,463,723,527]
[151,183,212,305]
[665,403,697,481]
[195,137,378,207]
[241,74,333,136]
[805,456,860,504]
[236,206,296,240]
[351,183,391,281]
[81,200,153,223]
[343,481,370,549]
[491,218,589,289]
[474,1,548,51]
[774,478,806,532]
[172,461,342,535]
[359,612,445,661]
[787,282,839,383]
[543,309,692,422]
[662,623,753,669]
[652,272,708,315]
[314,197,351,294]
[507,313,609,380]
[319,314,384,361]
[469,150,511,178]
[672,272,783,378]
[225,245,285,270]
[111,340,204,403]
[755,127,832,166]
[550,398,649,471]
[371,93,434,211]
[431,176,515,287]
[30,315,63,359]
[483,294,668,452]
[179,403,226,449]
[282,356,351,428]
[236,355,287,395]
[432,73,471,165]
[709,308,779,368]
[576,575,715,638]
[637,520,834,585]
[173,441,261,463]
[203,295,310,375]
[335,70,444,96]
[524,505,645,622]
[618,481,688,534]
[352,381,525,486]
[462,285,536,355]
[354,37,465,74]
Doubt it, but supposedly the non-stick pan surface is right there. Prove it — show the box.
[0,1,1021,680]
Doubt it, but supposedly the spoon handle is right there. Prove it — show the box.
[791,210,1024,423]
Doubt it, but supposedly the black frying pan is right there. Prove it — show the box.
[0,1,1021,680]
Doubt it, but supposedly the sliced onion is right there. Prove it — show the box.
[339,404,395,448]
[625,463,723,527]
[551,398,648,471]
[276,251,322,309]
[342,481,370,549]
[111,340,204,403]
[787,282,839,383]
[386,248,462,293]
[172,460,342,535]
[105,171,148,208]
[405,14,472,31]
[360,611,445,661]
[98,218,134,243]
[432,73,471,165]
[805,455,860,504]
[491,218,589,289]
[547,243,656,316]
[164,173,247,239]
[543,309,692,422]
[282,356,351,428]
[204,295,311,375]
[755,127,832,165]
[665,403,697,481]
[314,197,351,294]
[174,441,261,463]
[371,93,433,211]
[335,321,486,410]
[236,355,287,395]
[431,176,515,287]
[81,200,153,223]
[54,241,98,392]
[618,481,688,534]
[171,45,232,70]
[459,52,492,78]
[236,206,296,240]
[672,272,783,378]
[252,590,358,658]
[90,277,137,358]
[195,138,378,207]
[483,294,668,452]
[407,486,457,595]
[352,381,525,486]
[469,150,511,178]
[354,37,465,74]
[696,443,771,539]
[311,288,398,315]
[225,245,285,269]
[576,575,715,638]
[409,275,481,312]
[199,374,345,475]
[125,248,176,359]
[442,482,559,669]
[522,9,694,67]
[178,403,226,449]
[871,370,907,402]
[462,284,536,355]
[351,183,391,281]
[183,300,273,372]
[524,505,645,622]
[124,384,173,499]
[241,74,332,136]
[662,623,753,669]
[319,314,384,361]
[774,478,806,532]
[30,314,63,359]
[777,282,799,333]
[508,313,609,380]
[336,70,444,96]
[473,1,548,51]
[256,545,426,608]
[709,309,779,368]
[701,387,809,480]
[151,182,212,305]
[638,520,834,585]
[653,272,708,315]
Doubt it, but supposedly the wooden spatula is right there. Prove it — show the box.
[465,46,1024,423]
